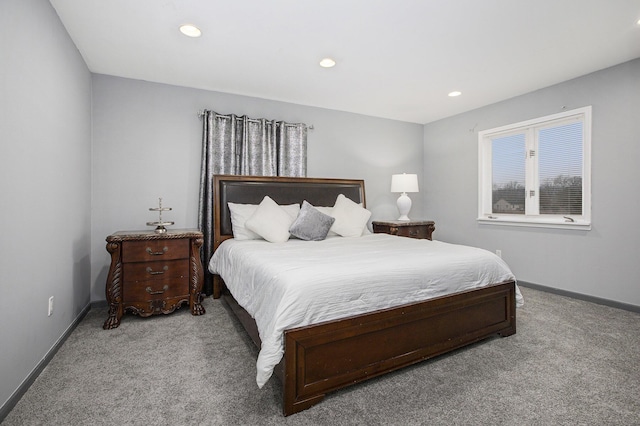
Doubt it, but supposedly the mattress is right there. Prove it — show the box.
[209,233,522,387]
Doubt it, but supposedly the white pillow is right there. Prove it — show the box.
[314,206,333,216]
[245,196,297,243]
[314,204,371,236]
[228,201,300,240]
[329,194,372,237]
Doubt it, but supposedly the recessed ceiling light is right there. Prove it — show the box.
[179,24,202,38]
[319,58,336,68]
[448,91,462,97]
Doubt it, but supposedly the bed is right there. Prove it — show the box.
[208,175,519,416]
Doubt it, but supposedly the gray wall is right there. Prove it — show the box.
[90,75,424,301]
[423,58,640,307]
[0,0,92,412]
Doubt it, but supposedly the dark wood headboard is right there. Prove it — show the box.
[213,175,366,251]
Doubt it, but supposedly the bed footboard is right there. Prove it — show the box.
[282,281,516,416]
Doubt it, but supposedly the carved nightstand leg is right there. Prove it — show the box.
[103,303,122,329]
[104,241,123,329]
[191,292,206,316]
[190,236,206,316]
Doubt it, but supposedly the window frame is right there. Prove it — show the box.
[477,106,592,230]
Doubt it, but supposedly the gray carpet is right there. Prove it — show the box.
[3,286,639,425]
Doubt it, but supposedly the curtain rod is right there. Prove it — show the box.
[197,110,313,130]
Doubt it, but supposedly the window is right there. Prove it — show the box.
[478,106,591,230]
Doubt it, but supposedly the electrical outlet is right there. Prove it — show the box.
[496,249,502,258]
[48,296,54,316]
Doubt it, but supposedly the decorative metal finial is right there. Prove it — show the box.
[147,197,174,233]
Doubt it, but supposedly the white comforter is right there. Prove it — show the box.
[209,234,523,388]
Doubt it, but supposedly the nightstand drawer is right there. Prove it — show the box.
[123,277,189,302]
[123,259,189,282]
[395,226,430,239]
[372,220,435,241]
[122,239,189,263]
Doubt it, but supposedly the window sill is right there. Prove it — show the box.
[477,216,591,231]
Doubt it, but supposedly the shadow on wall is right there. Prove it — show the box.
[73,237,91,312]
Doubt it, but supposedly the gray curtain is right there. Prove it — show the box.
[198,110,307,294]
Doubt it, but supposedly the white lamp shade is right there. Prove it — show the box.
[391,173,419,193]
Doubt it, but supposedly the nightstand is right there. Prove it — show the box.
[103,229,205,329]
[372,220,435,240]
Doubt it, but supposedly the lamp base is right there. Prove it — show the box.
[396,193,412,221]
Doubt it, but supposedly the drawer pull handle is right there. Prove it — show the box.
[146,265,169,275]
[146,247,168,256]
[146,285,169,295]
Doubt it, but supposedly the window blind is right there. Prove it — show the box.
[538,121,583,215]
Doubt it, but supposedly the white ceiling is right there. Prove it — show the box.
[50,0,640,124]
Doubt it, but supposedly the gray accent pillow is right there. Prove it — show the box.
[289,200,336,241]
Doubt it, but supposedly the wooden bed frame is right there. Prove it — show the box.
[210,175,516,416]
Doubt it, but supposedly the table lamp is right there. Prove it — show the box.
[391,173,419,221]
